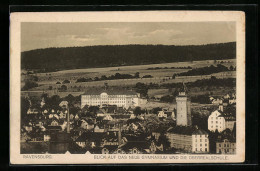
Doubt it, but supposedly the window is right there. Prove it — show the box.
[224,144,226,147]
[200,139,202,142]
[200,144,202,147]
[219,144,221,147]
[205,148,207,151]
[205,139,207,142]
[195,148,197,151]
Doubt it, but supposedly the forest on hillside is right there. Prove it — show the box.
[21,42,236,72]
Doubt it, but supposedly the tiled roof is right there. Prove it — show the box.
[82,88,137,95]
[120,141,150,152]
[167,126,208,135]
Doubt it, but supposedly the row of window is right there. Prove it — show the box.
[195,143,208,147]
[211,121,222,124]
[195,135,208,138]
[218,143,235,147]
[195,139,207,142]
[218,149,235,153]
[195,148,208,152]
[210,125,222,128]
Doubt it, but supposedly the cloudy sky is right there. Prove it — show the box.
[21,22,236,52]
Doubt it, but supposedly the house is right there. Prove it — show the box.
[103,114,113,121]
[229,98,236,104]
[166,126,209,153]
[216,138,236,154]
[208,110,226,132]
[118,141,154,154]
[208,105,236,132]
[75,131,106,148]
[212,98,223,105]
[44,132,51,141]
[80,119,95,130]
[158,110,175,119]
[223,94,230,99]
[94,125,105,133]
[59,101,68,108]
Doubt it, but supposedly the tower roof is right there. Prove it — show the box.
[177,82,189,96]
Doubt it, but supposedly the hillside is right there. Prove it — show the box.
[21,42,236,72]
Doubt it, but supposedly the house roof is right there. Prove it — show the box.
[120,141,150,152]
[167,126,208,136]
[102,145,119,151]
[82,88,137,96]
[46,125,62,130]
[75,132,106,142]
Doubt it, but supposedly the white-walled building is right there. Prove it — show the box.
[192,129,209,153]
[208,110,226,132]
[166,126,209,153]
[208,105,236,132]
[81,89,140,108]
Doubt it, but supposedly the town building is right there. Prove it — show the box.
[176,83,192,126]
[208,104,236,132]
[157,110,175,120]
[81,88,140,108]
[166,126,209,153]
[216,138,236,154]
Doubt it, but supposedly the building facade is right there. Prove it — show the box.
[81,89,140,108]
[166,127,209,153]
[208,110,226,132]
[216,139,236,154]
[208,105,236,132]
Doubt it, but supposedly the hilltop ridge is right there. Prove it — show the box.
[21,42,236,72]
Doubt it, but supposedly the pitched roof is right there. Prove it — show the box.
[120,141,150,152]
[167,126,208,135]
[82,88,137,96]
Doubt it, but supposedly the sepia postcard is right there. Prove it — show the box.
[10,11,245,164]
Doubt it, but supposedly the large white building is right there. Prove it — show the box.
[81,89,140,108]
[208,105,236,132]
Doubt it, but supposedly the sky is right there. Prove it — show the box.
[21,22,236,52]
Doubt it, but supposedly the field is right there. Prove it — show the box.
[22,59,236,93]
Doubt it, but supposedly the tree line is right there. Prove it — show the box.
[76,72,140,83]
[21,43,236,72]
[172,64,233,78]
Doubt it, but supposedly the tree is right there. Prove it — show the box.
[22,80,38,90]
[133,106,142,116]
[152,107,162,114]
[21,97,30,124]
[60,85,67,91]
[158,134,171,151]
[134,72,140,78]
[229,65,234,71]
[62,80,70,84]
